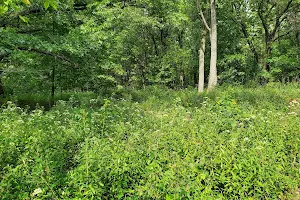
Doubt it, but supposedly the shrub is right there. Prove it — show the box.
[0,84,299,199]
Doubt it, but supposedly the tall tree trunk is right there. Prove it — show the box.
[178,29,184,49]
[264,40,272,71]
[51,11,55,106]
[0,70,4,96]
[152,35,159,56]
[160,28,166,50]
[296,32,299,59]
[140,65,146,89]
[198,21,207,93]
[140,51,148,89]
[208,0,217,90]
[51,65,55,106]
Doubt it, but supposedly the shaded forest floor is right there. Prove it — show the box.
[0,83,300,199]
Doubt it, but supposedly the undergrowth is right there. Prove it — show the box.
[0,83,299,199]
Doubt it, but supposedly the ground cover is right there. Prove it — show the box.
[0,84,299,199]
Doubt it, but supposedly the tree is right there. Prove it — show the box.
[197,0,218,91]
[196,0,207,92]
[208,0,217,89]
[256,0,296,72]
[0,0,299,99]
[232,0,299,72]
[198,19,207,92]
[0,70,3,96]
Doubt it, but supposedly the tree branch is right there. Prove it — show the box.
[197,0,211,32]
[258,0,269,35]
[271,0,293,37]
[240,21,259,63]
[17,28,43,34]
[16,7,42,16]
[272,30,292,42]
[265,3,276,18]
[17,47,76,66]
[0,47,77,67]
[0,4,87,28]
[0,7,42,27]
[279,0,293,18]
[233,2,259,63]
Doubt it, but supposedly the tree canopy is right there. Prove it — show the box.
[0,0,299,97]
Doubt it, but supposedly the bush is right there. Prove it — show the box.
[0,84,299,199]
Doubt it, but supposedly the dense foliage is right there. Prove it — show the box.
[0,0,299,98]
[0,84,299,199]
[0,0,299,199]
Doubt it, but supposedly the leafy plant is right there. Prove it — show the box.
[0,85,299,199]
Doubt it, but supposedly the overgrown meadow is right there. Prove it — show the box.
[0,84,300,199]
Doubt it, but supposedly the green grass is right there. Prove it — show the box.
[0,91,104,110]
[0,83,299,199]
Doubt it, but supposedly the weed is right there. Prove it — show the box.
[0,84,299,199]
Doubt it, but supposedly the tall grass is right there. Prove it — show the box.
[0,84,299,199]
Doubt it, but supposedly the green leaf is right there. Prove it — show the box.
[3,0,11,6]
[19,15,29,23]
[44,1,50,9]
[166,194,174,200]
[0,6,9,15]
[22,0,31,5]
[51,1,58,10]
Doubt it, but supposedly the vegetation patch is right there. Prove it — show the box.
[0,85,299,199]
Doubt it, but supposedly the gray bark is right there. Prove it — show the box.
[198,21,207,93]
[208,0,217,90]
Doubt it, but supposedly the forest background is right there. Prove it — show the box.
[0,0,299,99]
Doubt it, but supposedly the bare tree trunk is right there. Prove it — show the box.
[208,0,217,90]
[151,34,159,56]
[198,21,207,93]
[0,70,4,96]
[51,12,56,106]
[296,32,299,59]
[180,71,184,88]
[51,65,55,106]
[264,40,272,71]
[0,82,3,96]
[178,29,184,49]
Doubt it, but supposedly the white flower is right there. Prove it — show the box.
[31,188,42,197]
